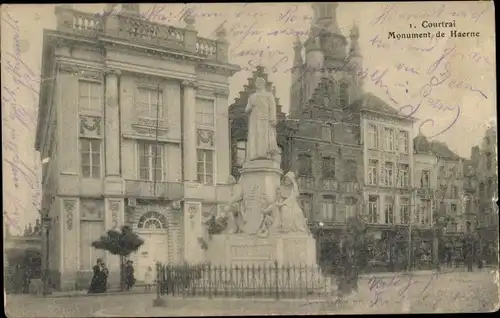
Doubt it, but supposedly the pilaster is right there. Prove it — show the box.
[182,80,198,182]
[215,88,230,184]
[58,66,79,175]
[60,197,79,290]
[104,69,121,178]
[183,201,203,263]
[104,198,125,286]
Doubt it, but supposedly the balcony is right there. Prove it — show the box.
[297,176,315,190]
[124,180,184,200]
[416,187,434,199]
[55,6,227,62]
[322,179,338,191]
[341,181,359,193]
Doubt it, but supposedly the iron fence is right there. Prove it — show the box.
[156,262,334,299]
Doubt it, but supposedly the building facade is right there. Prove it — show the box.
[35,4,239,290]
[473,126,498,264]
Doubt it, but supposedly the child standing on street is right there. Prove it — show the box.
[144,266,154,291]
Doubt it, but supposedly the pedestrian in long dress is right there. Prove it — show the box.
[144,266,154,291]
[88,258,108,293]
[125,260,135,290]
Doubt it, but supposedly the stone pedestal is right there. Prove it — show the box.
[238,160,282,234]
[207,233,316,266]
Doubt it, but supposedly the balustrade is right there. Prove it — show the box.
[55,6,227,62]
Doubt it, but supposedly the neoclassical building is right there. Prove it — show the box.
[35,4,238,290]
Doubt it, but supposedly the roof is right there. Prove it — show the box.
[429,140,461,160]
[361,92,401,116]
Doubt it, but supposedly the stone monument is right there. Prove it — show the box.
[207,77,317,267]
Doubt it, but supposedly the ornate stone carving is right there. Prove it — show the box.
[131,123,168,136]
[214,87,229,97]
[181,80,198,88]
[188,205,198,220]
[58,63,102,80]
[196,88,214,97]
[104,69,122,77]
[80,115,102,137]
[109,200,120,228]
[80,199,104,220]
[63,200,76,231]
[196,129,214,148]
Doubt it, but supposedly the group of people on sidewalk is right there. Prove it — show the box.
[87,258,154,293]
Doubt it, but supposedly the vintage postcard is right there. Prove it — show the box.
[2,2,498,316]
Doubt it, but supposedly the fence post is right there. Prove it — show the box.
[153,262,166,307]
[208,263,213,299]
[274,260,279,300]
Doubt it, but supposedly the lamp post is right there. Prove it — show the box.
[41,215,52,296]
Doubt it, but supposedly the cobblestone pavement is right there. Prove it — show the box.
[5,270,499,317]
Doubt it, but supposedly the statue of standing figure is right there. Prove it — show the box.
[245,77,280,163]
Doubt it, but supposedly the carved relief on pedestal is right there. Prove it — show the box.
[80,115,102,137]
[197,129,215,148]
[63,200,76,231]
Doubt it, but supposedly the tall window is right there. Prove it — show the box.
[368,160,378,185]
[196,98,215,126]
[451,185,458,198]
[450,203,457,214]
[79,81,101,112]
[368,125,378,149]
[368,195,378,223]
[321,157,336,179]
[384,197,394,224]
[298,154,313,176]
[299,194,313,219]
[234,140,247,166]
[398,130,409,153]
[384,162,394,186]
[486,152,492,169]
[81,139,101,178]
[138,142,163,181]
[197,149,214,184]
[79,221,105,270]
[345,197,356,220]
[421,170,430,188]
[345,159,357,181]
[421,200,431,225]
[400,197,410,224]
[339,82,349,109]
[384,128,394,151]
[321,196,335,221]
[398,164,410,187]
[137,87,163,118]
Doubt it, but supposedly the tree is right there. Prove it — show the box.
[333,216,370,298]
[92,225,144,290]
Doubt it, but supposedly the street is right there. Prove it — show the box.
[5,270,499,316]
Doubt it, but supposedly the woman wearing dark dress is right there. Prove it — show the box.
[88,258,108,293]
[125,260,136,290]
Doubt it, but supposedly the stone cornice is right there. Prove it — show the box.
[104,68,122,77]
[56,61,103,81]
[214,87,230,97]
[181,80,198,88]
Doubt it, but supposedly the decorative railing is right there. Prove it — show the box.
[156,262,333,299]
[322,179,337,191]
[72,11,104,34]
[297,176,315,190]
[124,180,183,200]
[118,15,185,48]
[55,7,227,62]
[196,37,217,59]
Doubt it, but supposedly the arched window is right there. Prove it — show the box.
[138,211,168,229]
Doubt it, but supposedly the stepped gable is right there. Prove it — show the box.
[228,66,285,121]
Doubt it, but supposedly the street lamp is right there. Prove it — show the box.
[41,215,52,296]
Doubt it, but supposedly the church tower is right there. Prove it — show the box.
[348,22,364,102]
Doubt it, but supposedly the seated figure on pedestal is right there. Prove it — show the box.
[259,172,310,237]
[223,176,245,234]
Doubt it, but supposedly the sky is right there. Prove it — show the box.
[1,2,496,234]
